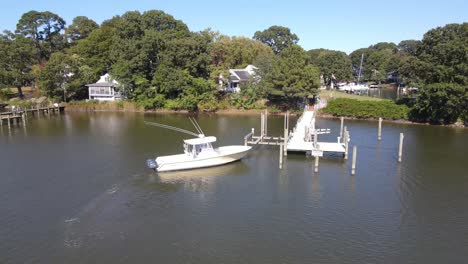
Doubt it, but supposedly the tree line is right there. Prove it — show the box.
[0,10,466,124]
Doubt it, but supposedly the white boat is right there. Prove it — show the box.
[145,119,251,172]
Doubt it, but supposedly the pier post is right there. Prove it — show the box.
[22,113,26,127]
[340,117,344,138]
[264,110,268,137]
[351,145,357,175]
[7,116,11,130]
[260,112,264,138]
[344,131,349,160]
[378,117,382,141]
[398,133,404,162]
[314,129,318,148]
[343,126,347,143]
[279,144,283,169]
[284,128,288,156]
[286,110,289,131]
[314,155,319,173]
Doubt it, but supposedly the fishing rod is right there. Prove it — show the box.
[144,121,202,137]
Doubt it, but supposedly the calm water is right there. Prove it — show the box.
[1,112,467,263]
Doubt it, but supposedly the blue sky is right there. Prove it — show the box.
[1,0,466,54]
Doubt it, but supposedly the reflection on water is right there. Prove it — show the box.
[0,112,467,263]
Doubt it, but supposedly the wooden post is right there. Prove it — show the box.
[7,116,11,130]
[378,117,382,141]
[286,110,289,131]
[398,133,404,163]
[314,155,319,173]
[264,110,268,136]
[314,129,318,148]
[279,144,283,169]
[344,131,349,160]
[22,113,26,127]
[284,128,288,156]
[260,112,264,138]
[351,145,357,175]
[340,116,344,138]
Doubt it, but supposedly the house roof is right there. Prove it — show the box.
[233,70,251,81]
[228,65,258,83]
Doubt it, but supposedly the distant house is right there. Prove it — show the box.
[86,73,122,101]
[222,65,258,93]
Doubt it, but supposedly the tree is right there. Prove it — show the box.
[162,31,213,79]
[417,23,468,85]
[0,32,36,98]
[307,49,353,83]
[16,10,66,61]
[263,45,320,98]
[398,40,421,56]
[410,83,466,124]
[210,35,273,79]
[253,26,299,54]
[38,52,94,101]
[66,16,99,43]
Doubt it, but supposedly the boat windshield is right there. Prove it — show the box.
[184,143,214,157]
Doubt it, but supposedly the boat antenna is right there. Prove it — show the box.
[189,117,205,135]
[144,121,200,137]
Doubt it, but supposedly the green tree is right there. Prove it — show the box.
[0,32,36,98]
[38,52,94,101]
[410,83,466,124]
[253,26,299,54]
[416,23,468,85]
[398,40,421,56]
[16,10,66,61]
[307,49,353,82]
[263,45,320,98]
[66,16,99,43]
[210,35,273,79]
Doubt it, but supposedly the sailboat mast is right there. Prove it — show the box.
[357,53,364,83]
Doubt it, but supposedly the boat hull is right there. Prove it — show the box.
[154,145,251,172]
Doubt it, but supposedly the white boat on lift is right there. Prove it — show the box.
[145,118,251,172]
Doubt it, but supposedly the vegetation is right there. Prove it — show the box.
[323,98,409,120]
[0,10,466,124]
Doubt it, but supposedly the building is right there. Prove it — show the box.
[222,65,258,93]
[86,73,122,101]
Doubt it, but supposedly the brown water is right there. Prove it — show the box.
[1,112,467,263]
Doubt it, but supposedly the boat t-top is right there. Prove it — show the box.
[145,117,251,172]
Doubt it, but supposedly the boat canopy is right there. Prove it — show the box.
[184,136,217,145]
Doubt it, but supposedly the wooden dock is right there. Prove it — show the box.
[0,106,65,127]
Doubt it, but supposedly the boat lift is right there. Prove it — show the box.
[244,107,351,161]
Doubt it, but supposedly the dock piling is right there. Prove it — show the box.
[351,145,357,175]
[398,133,404,162]
[284,128,288,156]
[378,117,382,141]
[344,131,349,160]
[340,117,344,138]
[279,144,283,169]
[314,155,319,173]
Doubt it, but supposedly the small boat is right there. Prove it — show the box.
[145,118,251,172]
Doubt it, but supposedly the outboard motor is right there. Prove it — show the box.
[146,159,158,170]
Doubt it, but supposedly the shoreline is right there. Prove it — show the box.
[64,106,466,128]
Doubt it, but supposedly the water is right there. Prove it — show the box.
[1,112,467,263]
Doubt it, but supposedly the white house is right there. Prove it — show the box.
[86,73,122,101]
[222,65,258,93]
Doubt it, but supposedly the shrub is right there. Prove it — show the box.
[323,98,409,120]
[0,89,15,101]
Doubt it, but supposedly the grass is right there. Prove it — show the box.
[66,100,143,112]
[319,89,385,102]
